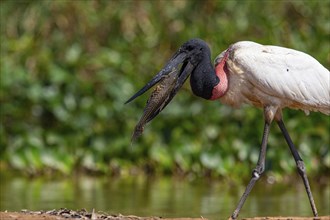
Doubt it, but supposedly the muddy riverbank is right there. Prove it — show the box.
[0,209,329,220]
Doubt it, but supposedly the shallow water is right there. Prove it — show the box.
[0,173,329,220]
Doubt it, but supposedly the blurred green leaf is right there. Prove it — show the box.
[0,0,329,179]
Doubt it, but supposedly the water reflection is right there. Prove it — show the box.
[0,173,329,219]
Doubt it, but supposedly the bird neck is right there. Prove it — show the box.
[190,56,219,100]
[209,52,229,100]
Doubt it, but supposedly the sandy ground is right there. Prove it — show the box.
[0,209,329,220]
[0,209,205,220]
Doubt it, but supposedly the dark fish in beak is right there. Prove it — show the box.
[131,68,179,141]
[126,39,212,141]
[127,61,194,141]
[126,55,193,141]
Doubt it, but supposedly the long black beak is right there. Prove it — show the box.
[126,47,195,141]
[125,50,192,104]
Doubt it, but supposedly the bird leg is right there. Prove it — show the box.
[230,120,271,219]
[276,119,318,217]
[230,106,277,219]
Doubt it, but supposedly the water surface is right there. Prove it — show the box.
[0,173,329,219]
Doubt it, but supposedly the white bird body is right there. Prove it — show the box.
[216,41,330,115]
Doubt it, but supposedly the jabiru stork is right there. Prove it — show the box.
[126,39,330,219]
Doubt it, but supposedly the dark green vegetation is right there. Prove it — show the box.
[1,0,329,179]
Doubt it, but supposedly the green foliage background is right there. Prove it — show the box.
[1,0,329,179]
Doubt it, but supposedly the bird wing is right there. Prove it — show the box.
[229,41,330,114]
